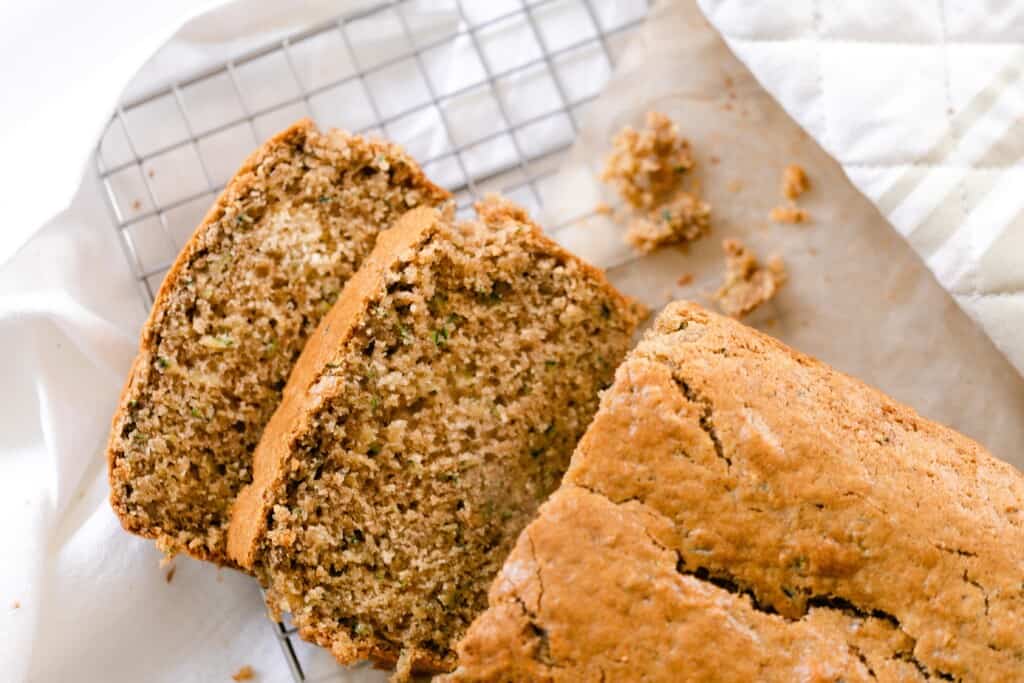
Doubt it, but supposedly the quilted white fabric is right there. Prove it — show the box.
[698,0,1024,378]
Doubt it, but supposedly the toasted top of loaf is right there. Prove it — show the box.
[106,119,449,566]
[228,197,644,673]
[445,302,1024,682]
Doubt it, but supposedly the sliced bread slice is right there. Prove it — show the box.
[107,119,449,566]
[443,302,1024,681]
[228,197,644,672]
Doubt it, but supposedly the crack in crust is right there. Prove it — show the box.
[443,302,1022,682]
[673,377,729,467]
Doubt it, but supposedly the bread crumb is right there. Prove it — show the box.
[601,111,695,210]
[625,193,711,254]
[631,300,653,324]
[601,112,713,254]
[12,601,20,609]
[677,273,694,286]
[727,180,743,193]
[131,200,142,211]
[770,205,809,224]
[393,650,415,682]
[781,164,810,199]
[594,201,613,216]
[231,665,254,681]
[148,169,155,178]
[165,563,176,584]
[714,239,787,318]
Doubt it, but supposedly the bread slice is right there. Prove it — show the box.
[445,302,1024,682]
[227,197,644,673]
[106,119,449,566]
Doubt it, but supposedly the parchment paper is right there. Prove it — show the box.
[546,0,1024,468]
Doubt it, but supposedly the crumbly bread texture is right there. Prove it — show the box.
[445,302,1024,683]
[231,665,254,682]
[227,197,643,673]
[714,238,786,318]
[772,164,811,223]
[625,192,711,254]
[601,112,712,253]
[106,119,449,566]
[781,163,810,200]
[601,111,694,210]
[770,204,810,224]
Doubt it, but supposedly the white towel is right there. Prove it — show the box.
[698,0,1024,377]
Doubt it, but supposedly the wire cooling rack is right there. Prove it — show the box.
[95,0,648,679]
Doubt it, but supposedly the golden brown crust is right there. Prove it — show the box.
[447,301,1024,682]
[106,119,449,567]
[228,206,442,568]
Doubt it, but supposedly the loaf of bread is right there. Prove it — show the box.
[227,197,644,674]
[106,119,449,566]
[445,302,1024,682]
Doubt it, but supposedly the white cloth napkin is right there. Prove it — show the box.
[0,1,642,680]
[0,1,223,267]
[698,0,1024,378]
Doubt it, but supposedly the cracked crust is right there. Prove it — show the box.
[444,302,1024,682]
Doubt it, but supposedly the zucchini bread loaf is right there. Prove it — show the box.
[445,302,1024,682]
[228,197,643,673]
[106,119,449,565]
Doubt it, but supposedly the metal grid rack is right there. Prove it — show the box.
[95,0,648,679]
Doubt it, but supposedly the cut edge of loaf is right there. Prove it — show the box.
[227,197,645,672]
[106,119,450,567]
[227,205,443,569]
[227,198,644,567]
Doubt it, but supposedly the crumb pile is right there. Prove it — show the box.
[771,163,811,223]
[625,192,711,254]
[444,302,1024,682]
[600,111,712,253]
[106,120,449,565]
[782,163,810,199]
[231,665,254,681]
[228,197,643,674]
[714,238,786,318]
[770,205,809,224]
